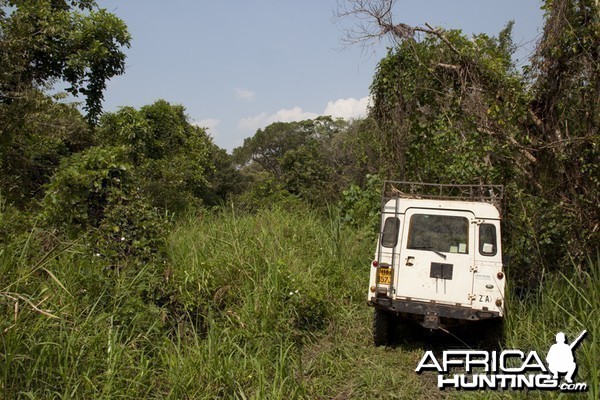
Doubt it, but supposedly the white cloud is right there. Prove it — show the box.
[324,96,371,120]
[235,88,255,101]
[237,96,370,134]
[193,118,220,138]
[238,107,319,132]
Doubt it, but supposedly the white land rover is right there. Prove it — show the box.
[368,181,505,346]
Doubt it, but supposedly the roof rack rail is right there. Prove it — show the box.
[382,181,504,207]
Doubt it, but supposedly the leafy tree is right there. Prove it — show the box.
[0,90,90,206]
[0,0,130,206]
[0,0,131,123]
[328,117,382,188]
[233,116,348,206]
[281,140,334,203]
[95,100,227,212]
[234,117,346,172]
[43,145,132,232]
[43,100,239,263]
[203,145,245,205]
[369,24,530,184]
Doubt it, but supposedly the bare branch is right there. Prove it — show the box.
[335,0,457,55]
[423,23,461,56]
[436,63,461,71]
[335,0,406,48]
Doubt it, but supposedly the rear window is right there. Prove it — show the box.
[381,217,400,248]
[407,214,469,254]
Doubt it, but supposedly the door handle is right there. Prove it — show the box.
[406,256,414,266]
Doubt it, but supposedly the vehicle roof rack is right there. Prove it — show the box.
[382,181,504,208]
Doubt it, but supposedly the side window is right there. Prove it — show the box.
[479,223,497,256]
[381,217,400,248]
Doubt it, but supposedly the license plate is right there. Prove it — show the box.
[377,267,392,285]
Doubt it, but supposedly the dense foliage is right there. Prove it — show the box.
[0,0,130,207]
[232,116,352,207]
[526,0,599,271]
[41,100,239,267]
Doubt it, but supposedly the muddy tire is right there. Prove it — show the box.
[373,308,395,346]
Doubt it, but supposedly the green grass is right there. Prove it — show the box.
[499,253,599,400]
[1,206,598,398]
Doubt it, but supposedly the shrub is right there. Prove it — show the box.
[338,174,382,229]
[42,145,132,233]
[42,145,171,267]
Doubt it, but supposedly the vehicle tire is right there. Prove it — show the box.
[373,308,395,346]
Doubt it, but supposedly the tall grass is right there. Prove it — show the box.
[1,207,597,398]
[0,206,374,398]
[501,252,599,400]
[0,231,166,398]
[163,205,373,398]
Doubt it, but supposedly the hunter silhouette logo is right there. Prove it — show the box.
[546,330,587,384]
[415,329,589,392]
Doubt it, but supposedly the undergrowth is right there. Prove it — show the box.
[0,207,597,399]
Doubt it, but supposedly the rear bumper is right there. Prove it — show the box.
[369,296,500,321]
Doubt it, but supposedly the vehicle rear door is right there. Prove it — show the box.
[394,208,475,306]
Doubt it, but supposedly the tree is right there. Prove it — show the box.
[369,24,529,183]
[0,0,131,205]
[95,100,224,212]
[42,100,238,263]
[526,0,599,263]
[233,118,331,179]
[232,116,348,205]
[0,89,91,205]
[337,1,532,181]
[0,0,131,123]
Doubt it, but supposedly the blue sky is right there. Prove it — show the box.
[97,1,545,152]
